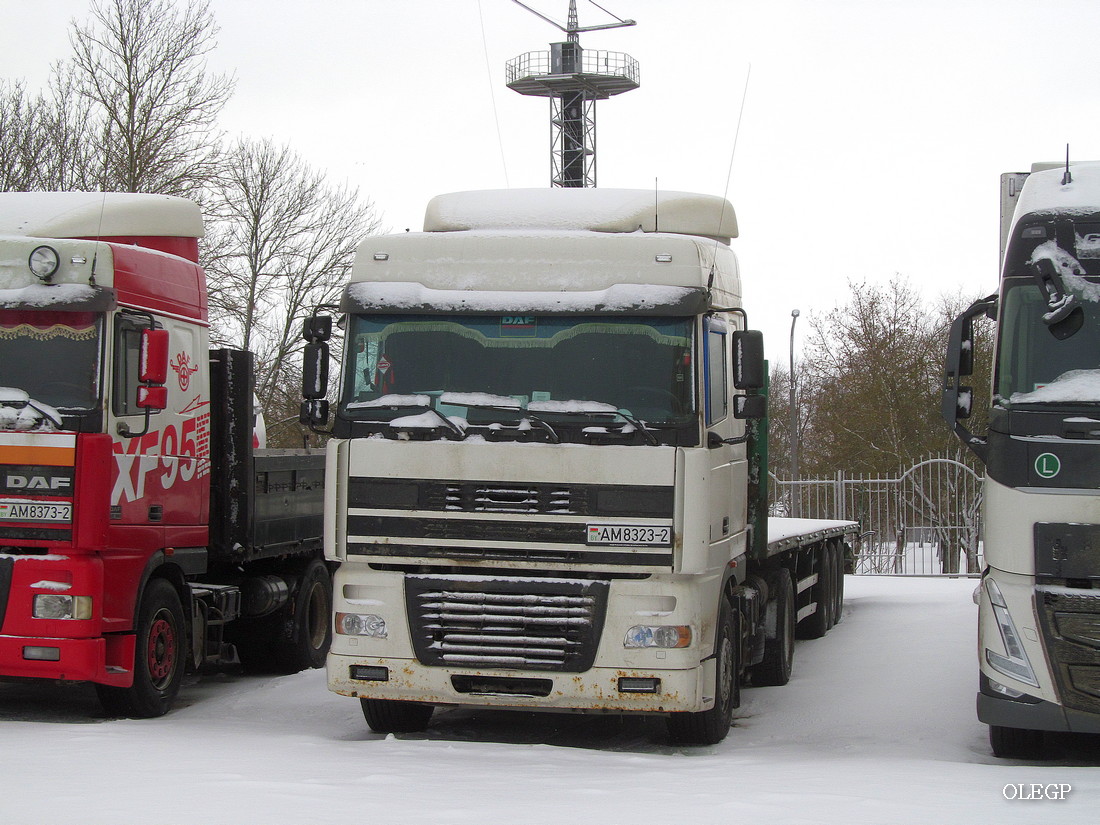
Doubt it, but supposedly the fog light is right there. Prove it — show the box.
[618,677,661,693]
[28,245,60,281]
[33,594,93,620]
[350,665,389,681]
[624,625,691,649]
[23,646,61,661]
[336,612,387,637]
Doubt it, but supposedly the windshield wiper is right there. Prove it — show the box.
[527,401,659,446]
[390,405,468,440]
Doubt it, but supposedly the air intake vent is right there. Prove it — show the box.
[433,483,581,514]
[404,574,608,672]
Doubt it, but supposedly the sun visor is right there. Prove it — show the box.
[0,284,117,312]
[341,282,710,316]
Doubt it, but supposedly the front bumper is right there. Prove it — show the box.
[328,652,713,714]
[978,687,1100,735]
[0,633,133,686]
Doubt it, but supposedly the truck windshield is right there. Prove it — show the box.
[0,310,102,410]
[996,277,1100,404]
[341,314,694,432]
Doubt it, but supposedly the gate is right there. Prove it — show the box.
[769,456,983,576]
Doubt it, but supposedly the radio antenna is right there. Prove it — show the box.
[1063,143,1073,185]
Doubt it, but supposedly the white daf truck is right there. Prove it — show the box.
[943,161,1100,757]
[303,188,855,744]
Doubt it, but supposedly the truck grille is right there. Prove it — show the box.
[1037,586,1100,714]
[404,575,608,672]
[431,482,580,514]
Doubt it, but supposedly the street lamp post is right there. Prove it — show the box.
[789,309,800,518]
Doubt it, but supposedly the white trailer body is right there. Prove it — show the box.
[944,162,1100,757]
[315,189,854,744]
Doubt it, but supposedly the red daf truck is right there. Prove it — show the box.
[0,192,331,717]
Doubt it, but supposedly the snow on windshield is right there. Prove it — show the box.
[1030,239,1100,301]
[0,387,61,431]
[1009,369,1100,403]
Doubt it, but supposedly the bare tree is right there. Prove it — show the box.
[0,80,49,190]
[798,276,954,476]
[67,0,233,195]
[203,137,383,445]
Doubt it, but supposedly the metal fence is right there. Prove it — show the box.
[769,456,983,576]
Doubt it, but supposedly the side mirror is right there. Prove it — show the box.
[302,315,333,343]
[136,385,168,411]
[957,317,974,377]
[299,399,329,427]
[734,394,766,420]
[733,330,765,390]
[302,341,330,401]
[139,328,169,384]
[942,295,996,461]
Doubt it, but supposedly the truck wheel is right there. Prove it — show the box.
[361,698,434,733]
[989,724,1044,759]
[750,568,794,686]
[667,597,739,745]
[797,545,833,640]
[95,578,185,718]
[273,559,332,673]
[832,542,845,625]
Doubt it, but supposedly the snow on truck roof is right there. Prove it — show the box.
[424,188,738,242]
[0,192,203,240]
[1015,161,1100,219]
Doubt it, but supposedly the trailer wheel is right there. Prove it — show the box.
[667,597,739,745]
[750,568,794,686]
[95,578,185,718]
[989,724,1044,759]
[273,559,332,673]
[797,545,834,640]
[832,541,846,625]
[361,698,434,733]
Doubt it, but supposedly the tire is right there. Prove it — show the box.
[832,542,846,625]
[667,597,739,745]
[989,724,1044,759]
[96,578,185,718]
[797,545,833,640]
[361,698,434,733]
[272,559,333,673]
[750,568,795,687]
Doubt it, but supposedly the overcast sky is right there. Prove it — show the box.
[6,0,1100,359]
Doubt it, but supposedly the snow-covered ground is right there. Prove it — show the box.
[2,576,1098,824]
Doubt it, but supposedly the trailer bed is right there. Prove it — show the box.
[767,517,859,556]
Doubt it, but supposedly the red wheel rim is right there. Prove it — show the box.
[147,609,177,689]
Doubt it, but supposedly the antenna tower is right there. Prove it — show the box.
[506,0,638,187]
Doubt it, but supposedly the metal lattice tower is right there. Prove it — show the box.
[506,1,638,187]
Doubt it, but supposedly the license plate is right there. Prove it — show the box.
[587,524,671,545]
[0,500,72,522]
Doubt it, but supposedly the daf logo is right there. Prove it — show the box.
[5,474,72,491]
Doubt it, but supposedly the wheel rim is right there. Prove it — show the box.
[305,580,328,651]
[717,633,734,710]
[146,609,178,690]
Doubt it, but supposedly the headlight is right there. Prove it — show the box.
[33,594,93,620]
[624,625,691,649]
[984,578,1039,687]
[29,245,61,281]
[336,612,387,637]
